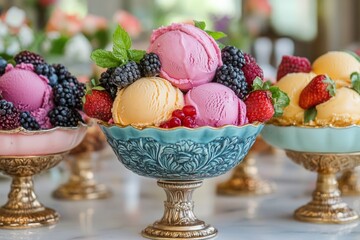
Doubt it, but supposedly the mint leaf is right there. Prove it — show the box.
[206,30,227,40]
[113,47,128,62]
[92,86,105,91]
[194,20,206,30]
[351,72,360,95]
[91,49,121,68]
[269,86,290,117]
[304,107,317,123]
[218,42,226,49]
[113,25,132,51]
[127,49,146,63]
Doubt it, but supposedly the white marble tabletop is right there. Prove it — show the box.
[1,148,360,240]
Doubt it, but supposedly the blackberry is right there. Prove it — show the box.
[14,51,45,66]
[99,68,117,99]
[0,100,20,130]
[110,61,141,89]
[139,53,161,77]
[214,64,249,100]
[35,64,58,87]
[53,77,85,109]
[19,111,40,130]
[221,46,246,69]
[0,57,7,76]
[48,106,83,127]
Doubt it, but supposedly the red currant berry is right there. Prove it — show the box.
[172,109,186,120]
[168,117,182,128]
[160,122,169,128]
[182,105,196,117]
[183,116,196,128]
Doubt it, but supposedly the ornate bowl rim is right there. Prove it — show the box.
[98,121,263,131]
[266,123,360,129]
[0,122,89,135]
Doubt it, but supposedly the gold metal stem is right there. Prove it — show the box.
[53,152,111,200]
[0,154,64,229]
[217,155,274,196]
[286,150,359,224]
[339,169,360,196]
[142,180,217,240]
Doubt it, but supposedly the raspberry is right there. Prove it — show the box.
[172,109,185,120]
[214,64,249,100]
[14,51,45,66]
[139,53,161,77]
[19,111,40,130]
[110,61,141,89]
[221,46,246,69]
[168,117,181,128]
[244,52,256,64]
[0,100,20,130]
[48,106,83,127]
[0,57,7,76]
[277,55,311,81]
[182,105,196,117]
[183,116,196,128]
[99,68,117,99]
[242,62,264,89]
[35,64,58,87]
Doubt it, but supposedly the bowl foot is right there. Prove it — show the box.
[217,156,274,196]
[142,180,217,240]
[142,222,217,240]
[0,207,59,229]
[338,169,360,196]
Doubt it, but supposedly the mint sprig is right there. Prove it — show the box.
[251,77,290,117]
[194,20,227,46]
[91,25,146,68]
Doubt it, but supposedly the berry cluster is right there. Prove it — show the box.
[214,46,264,100]
[100,53,161,99]
[14,51,45,66]
[160,105,197,128]
[276,55,311,81]
[48,106,83,127]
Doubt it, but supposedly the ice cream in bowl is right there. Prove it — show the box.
[0,51,87,229]
[262,52,360,224]
[85,21,288,239]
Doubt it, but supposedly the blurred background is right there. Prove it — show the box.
[0,0,359,80]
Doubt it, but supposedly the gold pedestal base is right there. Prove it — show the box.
[217,156,274,196]
[286,150,360,224]
[142,180,217,240]
[0,154,64,229]
[339,169,360,196]
[53,152,111,201]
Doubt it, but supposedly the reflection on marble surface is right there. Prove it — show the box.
[1,149,360,239]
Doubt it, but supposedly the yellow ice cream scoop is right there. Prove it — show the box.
[112,77,184,127]
[274,72,316,125]
[313,51,360,85]
[315,87,360,126]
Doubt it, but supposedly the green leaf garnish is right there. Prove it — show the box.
[113,25,132,51]
[351,72,360,95]
[205,30,227,40]
[90,49,121,68]
[304,107,317,123]
[251,77,289,117]
[323,76,336,97]
[127,49,146,63]
[194,20,206,30]
[92,86,105,91]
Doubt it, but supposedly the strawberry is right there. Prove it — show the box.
[84,90,113,122]
[245,90,275,123]
[276,55,311,81]
[299,75,336,109]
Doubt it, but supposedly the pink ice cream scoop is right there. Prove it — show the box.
[185,83,247,127]
[0,64,54,128]
[148,23,222,91]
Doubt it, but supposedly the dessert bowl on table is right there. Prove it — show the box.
[262,51,360,224]
[85,21,288,239]
[0,51,87,229]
